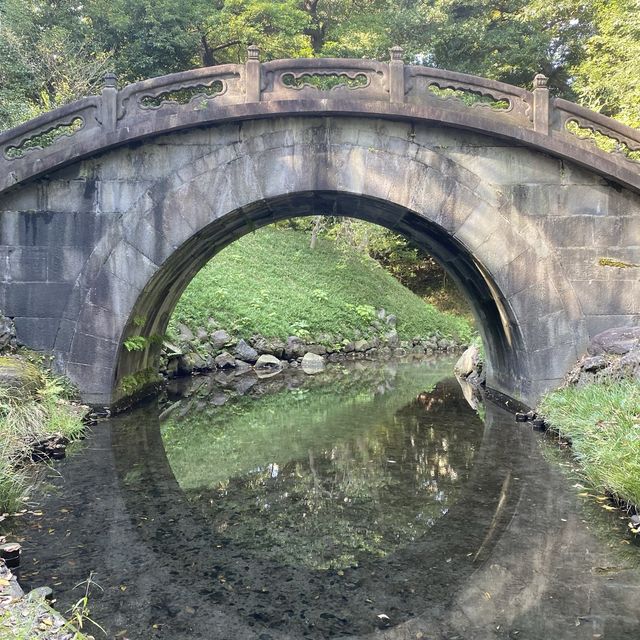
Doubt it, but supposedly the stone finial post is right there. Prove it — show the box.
[101,72,118,132]
[389,46,405,104]
[533,73,549,134]
[246,45,261,103]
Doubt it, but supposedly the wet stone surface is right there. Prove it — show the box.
[2,358,640,639]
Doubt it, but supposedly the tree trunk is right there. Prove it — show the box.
[310,215,322,249]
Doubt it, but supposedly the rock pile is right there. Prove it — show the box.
[162,310,466,378]
[566,326,640,386]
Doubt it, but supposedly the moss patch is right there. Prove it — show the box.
[598,257,639,269]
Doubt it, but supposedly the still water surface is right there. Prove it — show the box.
[5,358,640,639]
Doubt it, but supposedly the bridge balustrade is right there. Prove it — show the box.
[1,46,639,195]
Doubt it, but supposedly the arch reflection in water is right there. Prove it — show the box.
[109,358,520,638]
[13,359,640,640]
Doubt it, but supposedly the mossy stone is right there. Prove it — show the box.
[0,356,44,398]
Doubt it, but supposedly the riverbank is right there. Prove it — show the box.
[0,352,85,514]
[0,319,90,639]
[537,328,640,529]
[166,227,473,348]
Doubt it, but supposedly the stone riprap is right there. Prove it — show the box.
[0,50,639,407]
[565,326,640,387]
[163,324,463,379]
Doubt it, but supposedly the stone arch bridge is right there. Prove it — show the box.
[1,47,639,407]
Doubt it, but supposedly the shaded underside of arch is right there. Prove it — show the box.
[113,191,526,403]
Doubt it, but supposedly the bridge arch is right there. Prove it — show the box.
[47,117,588,406]
[1,53,639,408]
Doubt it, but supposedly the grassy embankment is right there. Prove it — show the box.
[169,227,473,344]
[539,380,640,509]
[0,354,84,513]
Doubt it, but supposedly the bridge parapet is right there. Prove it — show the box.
[1,47,639,194]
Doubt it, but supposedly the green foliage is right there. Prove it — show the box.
[4,118,84,159]
[140,81,224,108]
[539,379,640,507]
[571,0,640,127]
[412,0,596,96]
[169,227,473,343]
[123,333,165,352]
[566,120,640,162]
[118,368,160,396]
[428,84,510,110]
[0,0,111,130]
[1,0,638,137]
[123,336,148,352]
[0,354,84,512]
[282,72,368,90]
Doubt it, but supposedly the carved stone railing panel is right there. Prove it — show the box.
[261,59,389,102]
[553,99,640,164]
[0,98,100,164]
[1,51,640,195]
[117,64,244,123]
[407,67,533,125]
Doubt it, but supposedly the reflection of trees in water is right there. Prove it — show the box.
[187,379,483,570]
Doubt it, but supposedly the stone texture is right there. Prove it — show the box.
[284,336,306,359]
[0,314,16,352]
[214,352,236,369]
[0,102,637,407]
[234,339,258,363]
[588,326,640,356]
[254,354,282,369]
[301,352,325,372]
[210,329,231,349]
[454,344,481,378]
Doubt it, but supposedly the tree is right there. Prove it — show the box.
[571,0,640,127]
[408,0,595,95]
[0,0,110,129]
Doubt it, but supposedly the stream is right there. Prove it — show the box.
[3,357,640,639]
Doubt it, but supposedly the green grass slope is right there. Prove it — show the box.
[539,379,640,508]
[170,227,473,344]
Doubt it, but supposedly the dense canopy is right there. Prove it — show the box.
[0,0,638,131]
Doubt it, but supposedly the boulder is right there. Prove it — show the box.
[176,323,195,342]
[0,314,17,352]
[582,355,607,372]
[384,330,399,347]
[251,335,285,357]
[305,344,327,356]
[454,344,481,378]
[214,352,236,369]
[588,326,640,356]
[386,314,397,328]
[254,354,282,370]
[234,359,253,375]
[284,336,306,359]
[196,327,209,342]
[354,339,369,353]
[301,352,325,373]
[233,376,257,395]
[234,339,258,363]
[211,329,232,350]
[181,352,207,372]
